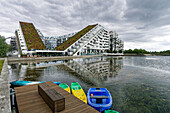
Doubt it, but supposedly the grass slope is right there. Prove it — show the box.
[0,60,4,74]
[20,21,46,50]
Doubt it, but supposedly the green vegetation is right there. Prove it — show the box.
[0,35,10,57]
[55,24,97,51]
[124,49,170,55]
[0,60,4,74]
[20,22,46,50]
[152,50,170,55]
[124,49,148,54]
[106,50,123,53]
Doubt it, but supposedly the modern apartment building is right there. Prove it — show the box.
[55,24,124,56]
[43,32,77,50]
[15,21,124,57]
[109,31,124,52]
[9,36,17,50]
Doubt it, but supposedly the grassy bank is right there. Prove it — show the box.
[124,53,170,56]
[0,60,4,74]
[124,53,152,56]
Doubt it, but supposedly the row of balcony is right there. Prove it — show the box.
[67,26,100,55]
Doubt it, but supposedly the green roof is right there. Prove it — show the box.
[0,60,4,74]
[20,21,46,50]
[55,24,97,51]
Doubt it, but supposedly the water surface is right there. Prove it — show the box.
[9,56,170,113]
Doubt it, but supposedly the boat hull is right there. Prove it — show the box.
[87,88,112,112]
[59,83,71,93]
[71,82,87,103]
[104,110,119,113]
[93,105,112,112]
[10,80,60,87]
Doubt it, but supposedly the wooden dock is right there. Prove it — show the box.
[15,81,99,113]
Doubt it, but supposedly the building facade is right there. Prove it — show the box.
[9,36,17,50]
[56,24,124,56]
[109,31,124,52]
[43,32,77,50]
[15,21,124,57]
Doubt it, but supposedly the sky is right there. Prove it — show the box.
[0,0,170,51]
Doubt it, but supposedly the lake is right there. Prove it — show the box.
[8,56,170,113]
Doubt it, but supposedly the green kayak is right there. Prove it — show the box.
[104,110,119,113]
[59,83,70,93]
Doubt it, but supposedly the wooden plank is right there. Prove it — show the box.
[15,81,99,113]
[15,84,38,93]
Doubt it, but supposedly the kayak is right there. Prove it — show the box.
[59,83,71,93]
[10,80,60,86]
[71,82,87,104]
[87,88,112,112]
[53,81,61,85]
[104,110,119,113]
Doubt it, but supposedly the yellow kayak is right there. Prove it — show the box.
[71,82,87,104]
[59,83,71,93]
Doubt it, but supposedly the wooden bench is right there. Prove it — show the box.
[90,96,109,99]
[38,83,65,113]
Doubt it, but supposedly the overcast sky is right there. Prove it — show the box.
[0,0,170,51]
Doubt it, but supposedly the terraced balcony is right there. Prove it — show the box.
[15,30,22,55]
[75,43,80,46]
[55,24,97,51]
[72,26,104,56]
[20,21,46,50]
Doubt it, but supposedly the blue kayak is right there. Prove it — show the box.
[87,88,112,112]
[10,80,60,86]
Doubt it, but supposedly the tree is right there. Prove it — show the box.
[8,45,14,52]
[118,49,123,53]
[0,35,9,57]
[124,49,148,54]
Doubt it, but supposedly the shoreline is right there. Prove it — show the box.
[7,54,170,64]
[124,54,152,56]
[124,54,170,56]
[8,55,103,63]
[0,58,11,113]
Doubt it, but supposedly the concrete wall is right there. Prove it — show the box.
[0,58,11,113]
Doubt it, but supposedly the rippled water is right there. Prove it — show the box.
[8,56,170,113]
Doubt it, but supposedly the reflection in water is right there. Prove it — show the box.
[63,57,123,86]
[9,56,123,85]
[8,61,65,81]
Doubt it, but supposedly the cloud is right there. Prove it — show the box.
[0,0,170,51]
